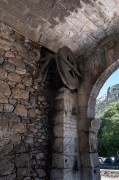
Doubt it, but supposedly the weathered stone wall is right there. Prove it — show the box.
[51,88,80,180]
[0,23,51,180]
[1,17,119,180]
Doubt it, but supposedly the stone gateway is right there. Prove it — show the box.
[0,0,119,179]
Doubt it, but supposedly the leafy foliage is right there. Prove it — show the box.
[97,102,119,157]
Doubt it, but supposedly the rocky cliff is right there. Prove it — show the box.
[96,84,119,117]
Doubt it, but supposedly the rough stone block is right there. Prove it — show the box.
[50,169,63,180]
[53,124,63,137]
[90,153,99,168]
[14,143,27,153]
[0,56,4,65]
[53,123,78,138]
[14,104,27,116]
[8,72,21,82]
[16,83,25,89]
[79,132,89,153]
[54,99,65,110]
[3,62,15,72]
[63,169,81,180]
[53,138,63,152]
[53,137,79,154]
[6,173,16,180]
[52,153,80,169]
[0,80,11,95]
[11,123,26,133]
[0,48,5,56]
[1,112,20,122]
[17,168,30,179]
[15,67,26,74]
[88,97,96,110]
[36,153,45,160]
[0,68,7,80]
[0,163,14,176]
[38,95,45,101]
[0,37,13,47]
[36,169,46,178]
[0,120,8,130]
[8,57,25,68]
[15,153,30,168]
[23,135,33,144]
[4,104,14,112]
[52,110,65,124]
[81,153,99,168]
[0,139,9,146]
[10,133,21,143]
[78,94,89,107]
[0,95,8,103]
[0,144,13,155]
[12,88,29,99]
[78,118,92,131]
[64,125,78,138]
[5,51,15,57]
[13,41,27,52]
[22,77,32,86]
[78,106,88,119]
[87,107,95,119]
[29,108,36,117]
[81,167,100,180]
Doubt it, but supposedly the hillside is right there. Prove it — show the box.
[95,84,119,118]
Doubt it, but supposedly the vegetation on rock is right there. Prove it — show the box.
[96,84,119,157]
[96,84,119,118]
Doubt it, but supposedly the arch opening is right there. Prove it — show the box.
[87,60,119,119]
[87,60,119,172]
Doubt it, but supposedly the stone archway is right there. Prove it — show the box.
[77,36,119,180]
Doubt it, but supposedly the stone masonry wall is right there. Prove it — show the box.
[51,88,80,180]
[0,23,51,180]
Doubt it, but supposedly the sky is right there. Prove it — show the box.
[97,68,119,99]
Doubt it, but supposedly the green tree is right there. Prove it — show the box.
[97,102,119,157]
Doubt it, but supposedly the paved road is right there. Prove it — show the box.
[101,169,119,179]
[102,178,119,180]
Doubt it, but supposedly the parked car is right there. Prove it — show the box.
[113,158,119,164]
[99,157,103,163]
[103,158,113,164]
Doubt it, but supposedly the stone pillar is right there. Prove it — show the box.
[50,88,81,180]
[79,118,102,180]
